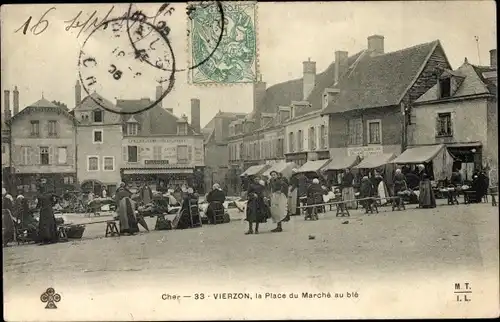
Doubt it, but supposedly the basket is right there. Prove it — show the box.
[66,224,86,239]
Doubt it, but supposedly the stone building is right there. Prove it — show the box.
[73,81,123,195]
[118,89,204,193]
[8,95,78,197]
[322,36,452,160]
[410,49,497,180]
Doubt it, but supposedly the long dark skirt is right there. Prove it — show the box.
[246,197,267,223]
[419,179,436,208]
[38,207,58,243]
[118,197,139,234]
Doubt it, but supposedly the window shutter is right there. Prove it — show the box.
[188,146,193,161]
[44,121,49,137]
[48,146,54,165]
[122,146,128,162]
[435,115,440,136]
[34,147,40,165]
[55,147,59,164]
[56,121,60,137]
[67,147,73,166]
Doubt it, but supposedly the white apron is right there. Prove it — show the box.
[270,192,288,223]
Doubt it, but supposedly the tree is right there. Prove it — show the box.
[52,100,68,110]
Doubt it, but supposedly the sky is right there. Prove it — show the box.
[1,1,496,128]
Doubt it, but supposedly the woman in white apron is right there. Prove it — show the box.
[269,171,288,233]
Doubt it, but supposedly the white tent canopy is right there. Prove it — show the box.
[240,164,270,177]
[261,162,297,179]
[391,144,454,181]
[297,159,330,174]
[323,155,360,171]
[354,153,396,169]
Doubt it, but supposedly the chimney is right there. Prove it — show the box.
[13,86,19,115]
[334,51,349,85]
[4,90,11,121]
[75,80,81,107]
[368,35,384,56]
[156,84,163,108]
[252,75,267,127]
[302,58,316,100]
[490,49,497,69]
[191,98,201,134]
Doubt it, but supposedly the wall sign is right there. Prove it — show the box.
[347,146,383,157]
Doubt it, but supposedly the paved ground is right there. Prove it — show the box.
[3,200,499,320]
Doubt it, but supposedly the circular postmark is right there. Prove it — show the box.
[190,2,256,83]
[78,13,176,115]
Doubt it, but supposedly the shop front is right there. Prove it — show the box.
[285,152,308,167]
[14,172,77,198]
[445,143,482,181]
[121,165,202,193]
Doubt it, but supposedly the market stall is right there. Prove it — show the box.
[390,144,454,181]
[296,159,330,180]
[322,155,361,186]
[261,162,297,180]
[239,164,271,192]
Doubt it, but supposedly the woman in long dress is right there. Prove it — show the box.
[2,190,16,247]
[288,169,299,216]
[417,164,436,208]
[36,184,58,245]
[341,168,356,209]
[245,178,267,234]
[115,182,140,235]
[269,171,288,232]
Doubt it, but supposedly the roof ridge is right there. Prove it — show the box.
[376,40,439,57]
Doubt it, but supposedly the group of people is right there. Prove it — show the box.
[2,184,60,246]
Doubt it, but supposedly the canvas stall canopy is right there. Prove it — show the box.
[323,155,360,171]
[261,162,297,179]
[297,159,330,174]
[239,164,271,177]
[354,153,396,169]
[391,144,454,181]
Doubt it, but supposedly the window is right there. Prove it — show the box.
[436,112,453,137]
[1,145,4,154]
[320,125,327,148]
[127,123,139,136]
[367,120,381,144]
[297,130,303,151]
[239,143,244,159]
[177,145,188,163]
[153,146,162,160]
[30,120,40,136]
[93,110,103,123]
[103,156,115,171]
[57,147,67,164]
[128,146,138,162]
[309,127,316,150]
[40,147,49,165]
[348,118,363,146]
[63,176,74,184]
[48,120,58,137]
[177,123,188,135]
[277,138,284,157]
[93,130,103,143]
[439,77,451,98]
[288,132,294,152]
[323,94,329,109]
[21,146,29,165]
[88,156,99,171]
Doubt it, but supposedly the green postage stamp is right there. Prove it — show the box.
[188,1,257,85]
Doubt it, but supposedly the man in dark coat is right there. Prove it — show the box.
[305,178,325,219]
[205,183,226,224]
[36,184,58,245]
[245,178,267,234]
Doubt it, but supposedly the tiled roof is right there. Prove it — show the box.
[117,99,198,136]
[323,40,440,114]
[27,98,59,108]
[415,62,496,103]
[76,92,118,112]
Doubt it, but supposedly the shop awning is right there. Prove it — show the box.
[297,159,330,174]
[261,162,297,178]
[122,168,194,175]
[354,153,396,169]
[323,155,360,171]
[240,164,270,177]
[391,144,445,164]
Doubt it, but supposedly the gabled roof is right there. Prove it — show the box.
[415,61,496,103]
[323,40,442,114]
[7,97,77,125]
[117,99,198,136]
[75,92,118,112]
[203,111,247,131]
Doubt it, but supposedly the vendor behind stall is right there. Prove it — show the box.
[205,183,226,224]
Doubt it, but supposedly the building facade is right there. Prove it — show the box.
[410,50,497,180]
[118,91,205,193]
[73,84,123,195]
[8,97,77,197]
[323,36,452,159]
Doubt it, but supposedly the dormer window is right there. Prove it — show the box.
[290,106,295,119]
[323,94,328,109]
[93,110,103,123]
[127,123,139,136]
[439,77,451,98]
[177,123,188,135]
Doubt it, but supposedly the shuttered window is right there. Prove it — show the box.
[320,125,327,148]
[40,147,49,165]
[88,156,99,171]
[48,120,58,137]
[297,130,303,151]
[21,146,29,165]
[57,147,67,164]
[348,118,363,145]
[153,146,162,160]
[177,145,188,163]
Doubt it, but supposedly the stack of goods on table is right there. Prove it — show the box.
[397,189,419,204]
